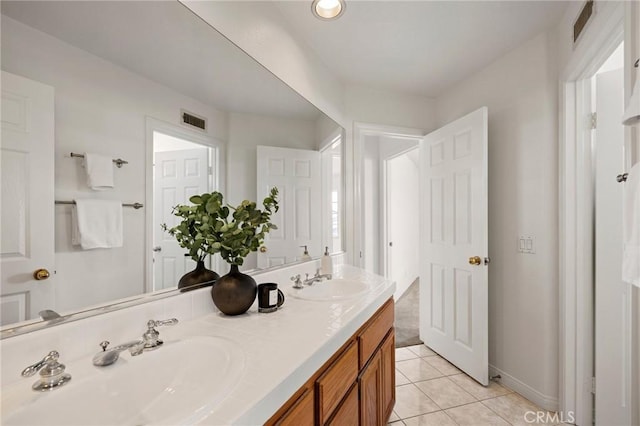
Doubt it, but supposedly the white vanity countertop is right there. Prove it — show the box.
[0,264,394,426]
[167,264,395,425]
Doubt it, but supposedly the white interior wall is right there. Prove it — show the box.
[435,31,560,407]
[362,135,381,275]
[1,16,229,313]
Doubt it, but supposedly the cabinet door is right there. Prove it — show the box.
[380,330,396,422]
[359,350,382,426]
[327,383,359,425]
[317,341,359,424]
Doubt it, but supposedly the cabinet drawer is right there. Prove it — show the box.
[358,299,394,368]
[316,341,359,424]
[327,383,358,426]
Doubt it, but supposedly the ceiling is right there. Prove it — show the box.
[0,1,323,120]
[1,1,570,118]
[273,1,570,97]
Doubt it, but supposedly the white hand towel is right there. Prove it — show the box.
[622,162,640,287]
[84,153,114,190]
[71,199,123,250]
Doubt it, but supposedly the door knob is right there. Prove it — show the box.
[259,246,268,253]
[33,268,50,280]
[468,256,482,266]
[152,246,162,252]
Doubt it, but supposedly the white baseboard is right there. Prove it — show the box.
[489,364,559,412]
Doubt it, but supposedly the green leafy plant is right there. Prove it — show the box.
[163,188,279,266]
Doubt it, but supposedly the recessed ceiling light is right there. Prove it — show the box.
[311,0,345,21]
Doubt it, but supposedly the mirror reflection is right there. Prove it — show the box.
[0,1,344,329]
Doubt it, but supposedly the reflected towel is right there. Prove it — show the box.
[83,152,114,190]
[623,162,640,287]
[71,199,123,249]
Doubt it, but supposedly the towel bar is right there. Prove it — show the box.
[70,152,128,168]
[55,201,143,209]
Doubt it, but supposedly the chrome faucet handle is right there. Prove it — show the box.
[99,341,110,352]
[290,274,303,289]
[22,351,72,391]
[142,318,178,349]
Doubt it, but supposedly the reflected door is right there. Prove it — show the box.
[419,107,488,385]
[153,147,209,289]
[0,71,55,325]
[256,146,321,268]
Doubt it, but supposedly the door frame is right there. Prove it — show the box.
[144,117,225,292]
[353,122,424,270]
[558,7,629,424]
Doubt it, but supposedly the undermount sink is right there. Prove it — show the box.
[288,278,370,301]
[2,336,245,426]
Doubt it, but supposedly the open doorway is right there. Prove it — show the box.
[145,118,222,293]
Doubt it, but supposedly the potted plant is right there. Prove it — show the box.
[162,192,226,290]
[210,187,279,315]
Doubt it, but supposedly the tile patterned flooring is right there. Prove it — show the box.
[390,345,560,426]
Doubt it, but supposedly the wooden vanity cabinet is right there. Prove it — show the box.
[266,298,395,426]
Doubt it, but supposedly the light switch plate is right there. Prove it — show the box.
[517,236,535,254]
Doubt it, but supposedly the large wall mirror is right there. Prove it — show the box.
[0,1,344,331]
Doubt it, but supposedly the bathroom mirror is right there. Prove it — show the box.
[0,0,344,332]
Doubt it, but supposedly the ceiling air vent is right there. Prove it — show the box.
[573,0,594,43]
[181,109,206,132]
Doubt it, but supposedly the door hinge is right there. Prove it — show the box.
[590,112,597,129]
[591,377,596,394]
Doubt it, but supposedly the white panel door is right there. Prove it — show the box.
[419,107,489,385]
[153,148,209,290]
[385,149,420,299]
[1,71,55,326]
[256,146,321,268]
[594,68,631,425]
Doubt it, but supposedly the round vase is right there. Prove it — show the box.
[211,264,257,315]
[178,260,219,291]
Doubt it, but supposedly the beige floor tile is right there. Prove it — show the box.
[407,344,437,357]
[396,369,411,385]
[396,358,444,382]
[403,411,458,426]
[394,384,440,419]
[423,356,462,376]
[396,347,420,361]
[449,374,512,400]
[482,393,553,425]
[445,402,510,426]
[414,377,477,409]
[389,411,400,422]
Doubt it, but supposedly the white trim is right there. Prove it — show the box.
[144,116,225,293]
[489,365,558,412]
[559,3,625,423]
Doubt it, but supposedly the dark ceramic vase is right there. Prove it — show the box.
[178,260,219,291]
[211,264,257,315]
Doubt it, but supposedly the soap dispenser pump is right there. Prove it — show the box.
[321,246,333,276]
[300,245,311,261]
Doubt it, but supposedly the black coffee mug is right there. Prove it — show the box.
[257,283,285,313]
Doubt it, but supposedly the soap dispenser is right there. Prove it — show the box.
[321,246,333,276]
[300,245,312,261]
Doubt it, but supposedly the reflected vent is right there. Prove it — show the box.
[573,0,593,43]
[181,110,206,131]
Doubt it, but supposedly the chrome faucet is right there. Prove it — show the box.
[92,318,178,367]
[290,274,304,289]
[303,269,333,286]
[22,350,72,391]
[92,340,145,366]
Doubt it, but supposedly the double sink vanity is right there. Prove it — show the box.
[0,262,396,425]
